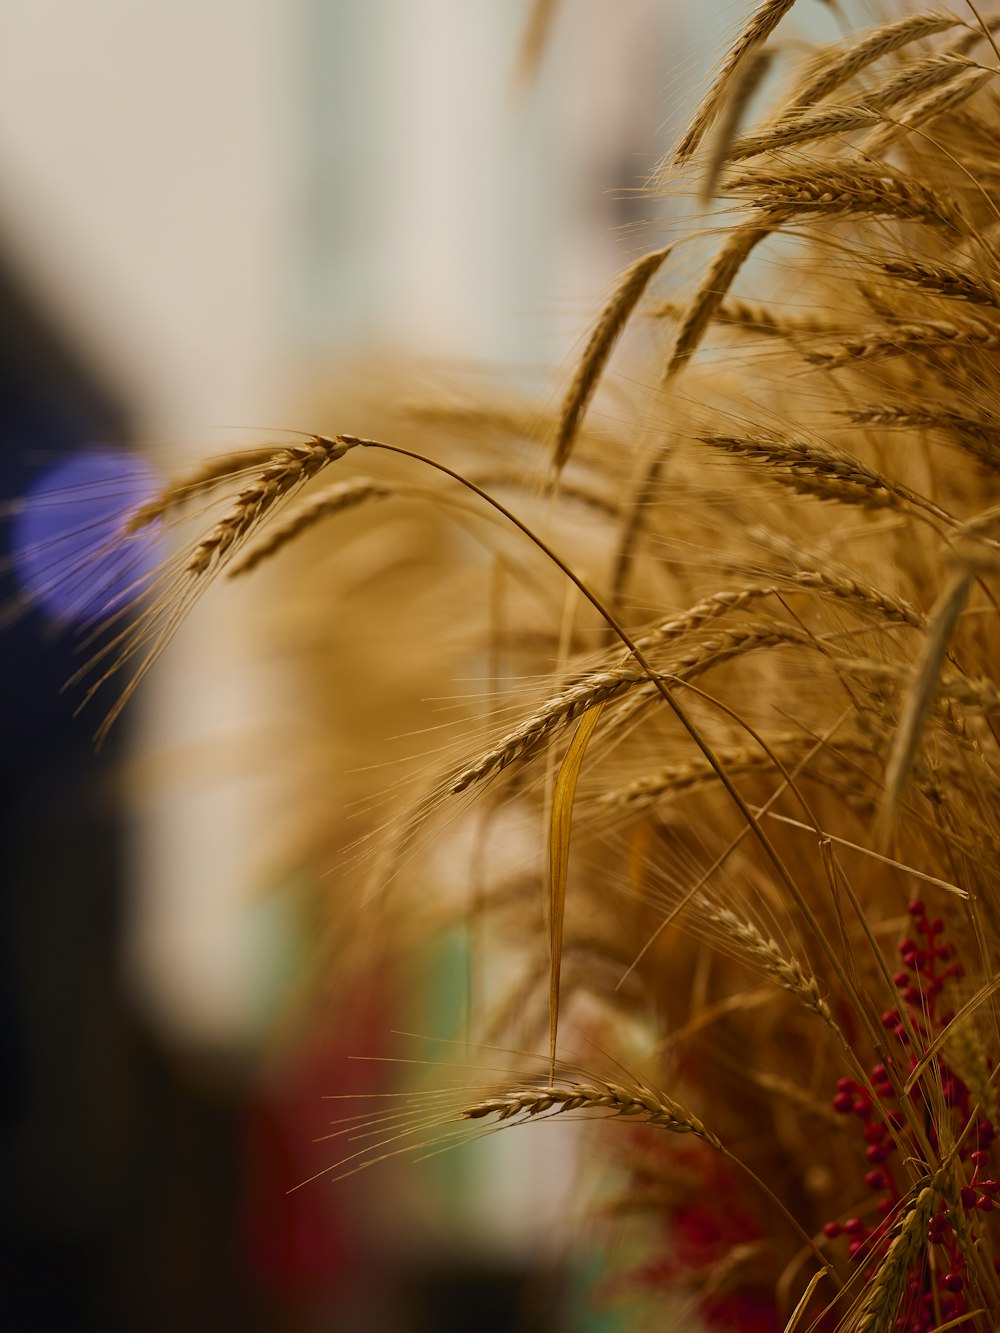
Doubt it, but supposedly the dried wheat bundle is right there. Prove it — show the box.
[52,3,1000,1330]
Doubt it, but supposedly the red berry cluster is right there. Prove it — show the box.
[823,901,995,1331]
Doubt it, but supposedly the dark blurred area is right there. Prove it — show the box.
[0,247,579,1333]
[0,242,259,1332]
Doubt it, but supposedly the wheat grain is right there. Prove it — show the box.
[848,659,1000,718]
[848,403,1000,470]
[450,621,813,797]
[670,620,812,672]
[782,568,924,627]
[632,586,778,651]
[846,404,1000,436]
[862,50,978,111]
[599,744,793,809]
[950,1019,998,1128]
[599,735,874,815]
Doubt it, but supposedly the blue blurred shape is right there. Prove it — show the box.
[11,447,163,626]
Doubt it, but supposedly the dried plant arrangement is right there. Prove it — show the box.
[39,1,1000,1329]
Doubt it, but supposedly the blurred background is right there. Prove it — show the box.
[0,2,831,1329]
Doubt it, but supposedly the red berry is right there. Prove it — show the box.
[961,1186,977,1208]
[943,1272,964,1293]
[977,1194,995,1211]
[822,1221,841,1238]
[908,900,925,916]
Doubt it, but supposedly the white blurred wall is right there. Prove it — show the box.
[0,0,832,1251]
[0,0,694,1051]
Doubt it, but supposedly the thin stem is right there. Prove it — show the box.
[342,434,857,1003]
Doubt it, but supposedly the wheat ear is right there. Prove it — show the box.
[227,477,393,576]
[730,53,979,160]
[700,47,773,200]
[186,435,357,576]
[696,897,832,1023]
[649,296,836,339]
[805,318,1000,369]
[552,246,671,473]
[463,1073,722,1149]
[726,165,966,232]
[669,0,797,167]
[863,66,993,151]
[698,432,951,521]
[665,216,785,377]
[123,446,284,533]
[854,1187,937,1333]
[784,11,963,110]
[880,256,1000,307]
